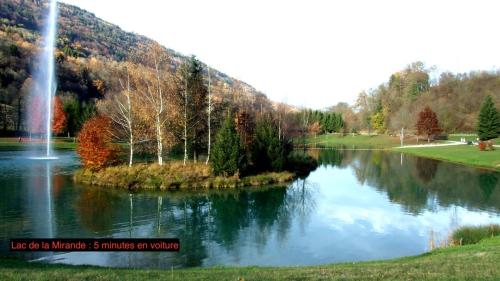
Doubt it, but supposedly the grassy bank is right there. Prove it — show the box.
[298,134,421,149]
[2,235,500,280]
[395,145,500,170]
[74,162,295,190]
[0,137,76,151]
[451,224,500,245]
[296,134,499,170]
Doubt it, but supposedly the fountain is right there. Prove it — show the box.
[28,0,58,160]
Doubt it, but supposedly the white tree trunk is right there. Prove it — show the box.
[126,70,134,167]
[206,66,211,165]
[183,85,188,166]
[156,114,163,166]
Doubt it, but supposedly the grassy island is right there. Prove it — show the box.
[74,162,295,190]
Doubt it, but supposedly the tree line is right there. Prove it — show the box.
[78,43,312,176]
[331,62,500,135]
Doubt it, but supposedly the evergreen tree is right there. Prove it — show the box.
[252,117,285,172]
[337,114,344,131]
[477,95,500,141]
[211,113,247,176]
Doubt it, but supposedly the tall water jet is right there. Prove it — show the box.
[28,0,58,158]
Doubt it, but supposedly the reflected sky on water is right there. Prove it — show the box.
[0,149,499,268]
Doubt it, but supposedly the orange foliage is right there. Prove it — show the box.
[76,115,118,170]
[52,96,66,134]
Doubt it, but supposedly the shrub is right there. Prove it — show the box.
[76,115,119,170]
[478,141,486,151]
[451,224,500,245]
[479,140,495,151]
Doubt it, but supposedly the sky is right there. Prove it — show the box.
[60,0,500,109]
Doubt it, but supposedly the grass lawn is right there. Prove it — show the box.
[1,236,500,280]
[298,134,432,149]
[0,137,76,151]
[395,145,500,170]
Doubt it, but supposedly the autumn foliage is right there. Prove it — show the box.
[52,96,67,134]
[416,106,442,142]
[76,115,118,170]
[29,95,67,135]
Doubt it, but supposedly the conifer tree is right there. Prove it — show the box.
[211,113,246,176]
[252,116,285,172]
[477,95,500,141]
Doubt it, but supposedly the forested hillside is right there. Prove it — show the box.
[334,62,500,134]
[0,0,277,135]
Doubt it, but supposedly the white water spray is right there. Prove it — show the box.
[44,0,57,157]
[30,0,58,159]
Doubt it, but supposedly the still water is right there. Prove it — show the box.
[1,149,499,268]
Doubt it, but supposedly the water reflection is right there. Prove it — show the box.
[311,149,500,214]
[0,150,499,268]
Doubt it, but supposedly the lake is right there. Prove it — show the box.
[1,149,499,268]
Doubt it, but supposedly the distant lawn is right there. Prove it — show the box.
[1,236,500,280]
[0,137,76,151]
[395,144,500,170]
[299,134,421,149]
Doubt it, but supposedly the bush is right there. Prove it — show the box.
[76,115,119,170]
[479,141,486,151]
[451,224,500,245]
[478,140,495,151]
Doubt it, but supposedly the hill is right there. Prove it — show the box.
[0,0,279,134]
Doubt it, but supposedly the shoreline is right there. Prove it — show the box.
[74,162,296,190]
[1,236,499,280]
[299,134,500,171]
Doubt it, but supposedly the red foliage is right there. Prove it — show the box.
[52,96,67,134]
[479,140,495,151]
[76,115,118,170]
[416,106,442,141]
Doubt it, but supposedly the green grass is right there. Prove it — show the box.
[447,134,478,142]
[74,161,295,190]
[298,134,422,149]
[395,145,500,170]
[0,137,76,151]
[295,134,499,170]
[451,224,500,245]
[1,235,500,280]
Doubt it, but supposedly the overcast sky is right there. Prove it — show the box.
[60,0,500,109]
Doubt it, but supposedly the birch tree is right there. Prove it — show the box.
[136,43,172,166]
[101,63,136,166]
[206,65,212,165]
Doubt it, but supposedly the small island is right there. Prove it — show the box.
[73,87,317,190]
